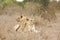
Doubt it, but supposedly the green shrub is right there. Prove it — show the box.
[0,0,14,8]
[0,0,26,8]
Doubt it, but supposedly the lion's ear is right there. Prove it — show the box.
[16,16,21,22]
[21,16,23,18]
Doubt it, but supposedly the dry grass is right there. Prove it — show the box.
[0,2,60,40]
[40,2,57,22]
[0,2,57,22]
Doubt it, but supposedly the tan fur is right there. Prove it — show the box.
[15,16,34,31]
[14,16,39,33]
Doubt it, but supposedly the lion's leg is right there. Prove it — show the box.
[14,24,20,31]
[16,25,20,31]
[20,23,27,31]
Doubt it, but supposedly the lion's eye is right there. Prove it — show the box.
[30,20,32,21]
[26,19,29,21]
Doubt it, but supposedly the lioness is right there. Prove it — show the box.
[14,16,39,33]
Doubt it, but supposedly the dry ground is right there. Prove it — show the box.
[0,6,60,40]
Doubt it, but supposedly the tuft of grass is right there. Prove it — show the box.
[23,2,41,16]
[57,1,60,10]
[40,2,57,22]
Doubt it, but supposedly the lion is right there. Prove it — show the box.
[14,16,40,33]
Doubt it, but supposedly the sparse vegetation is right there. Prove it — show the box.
[0,0,60,40]
[0,0,57,21]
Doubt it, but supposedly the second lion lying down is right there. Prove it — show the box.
[14,16,40,33]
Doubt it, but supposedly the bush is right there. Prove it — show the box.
[0,0,14,9]
[57,1,60,10]
[40,0,50,9]
[0,0,26,8]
